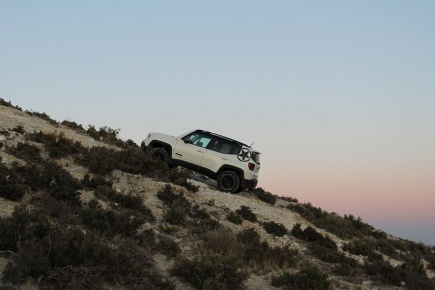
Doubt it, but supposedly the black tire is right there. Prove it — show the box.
[149,148,170,164]
[233,186,245,194]
[217,171,240,193]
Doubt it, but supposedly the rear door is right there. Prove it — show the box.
[200,138,235,173]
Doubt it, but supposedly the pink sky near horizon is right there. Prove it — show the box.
[262,160,435,242]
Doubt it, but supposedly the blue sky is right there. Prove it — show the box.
[1,1,435,244]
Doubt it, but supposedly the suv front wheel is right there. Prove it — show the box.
[149,148,169,164]
[217,171,240,193]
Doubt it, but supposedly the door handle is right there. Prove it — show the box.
[197,150,204,153]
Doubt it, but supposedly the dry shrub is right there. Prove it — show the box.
[7,142,42,163]
[236,205,257,222]
[0,162,28,201]
[249,187,276,205]
[26,131,81,158]
[201,229,245,259]
[272,265,331,289]
[227,211,243,225]
[262,221,288,237]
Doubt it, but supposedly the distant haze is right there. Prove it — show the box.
[1,1,434,245]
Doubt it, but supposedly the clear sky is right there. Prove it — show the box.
[1,1,434,245]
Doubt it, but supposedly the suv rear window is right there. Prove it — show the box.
[210,138,235,154]
[251,152,260,164]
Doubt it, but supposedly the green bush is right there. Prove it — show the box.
[0,163,28,201]
[262,221,288,237]
[7,142,42,163]
[163,200,188,225]
[343,238,376,256]
[82,173,113,189]
[78,146,117,175]
[364,260,405,286]
[86,125,128,148]
[201,229,245,256]
[188,204,210,220]
[93,185,154,220]
[157,185,189,206]
[227,211,243,225]
[272,265,331,289]
[0,206,172,289]
[5,159,81,205]
[0,98,13,107]
[188,205,221,233]
[236,228,297,269]
[61,120,85,132]
[78,145,170,178]
[236,205,257,222]
[168,167,199,192]
[173,255,248,290]
[32,161,82,206]
[156,235,181,258]
[288,203,376,239]
[291,224,336,249]
[281,196,298,203]
[249,187,276,205]
[308,243,352,264]
[26,131,82,158]
[11,125,25,134]
[25,110,58,125]
[376,238,398,258]
[81,204,146,238]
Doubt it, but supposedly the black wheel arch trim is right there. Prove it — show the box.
[148,141,173,159]
[216,165,245,180]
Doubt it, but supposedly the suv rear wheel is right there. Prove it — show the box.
[217,171,240,193]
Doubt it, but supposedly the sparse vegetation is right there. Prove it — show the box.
[227,211,243,225]
[25,110,58,125]
[7,142,42,163]
[0,98,13,107]
[0,162,28,201]
[262,221,288,237]
[288,203,378,239]
[168,167,199,192]
[249,187,276,205]
[0,206,173,289]
[271,265,331,289]
[237,228,298,270]
[11,125,25,134]
[26,130,81,158]
[236,205,258,222]
[61,120,85,132]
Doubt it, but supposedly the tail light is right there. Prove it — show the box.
[147,134,151,138]
[248,163,255,171]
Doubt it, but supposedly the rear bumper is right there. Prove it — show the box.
[241,178,258,189]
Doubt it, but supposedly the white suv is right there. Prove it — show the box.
[141,129,260,193]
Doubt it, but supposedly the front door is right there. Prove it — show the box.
[173,132,212,170]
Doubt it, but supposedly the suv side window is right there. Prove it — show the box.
[209,138,235,154]
[185,132,212,148]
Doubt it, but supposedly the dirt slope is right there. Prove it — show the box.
[1,103,434,290]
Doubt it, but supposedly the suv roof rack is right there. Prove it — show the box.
[196,129,249,147]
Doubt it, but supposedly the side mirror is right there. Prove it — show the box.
[184,139,193,144]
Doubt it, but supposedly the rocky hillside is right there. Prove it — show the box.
[1,99,434,290]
